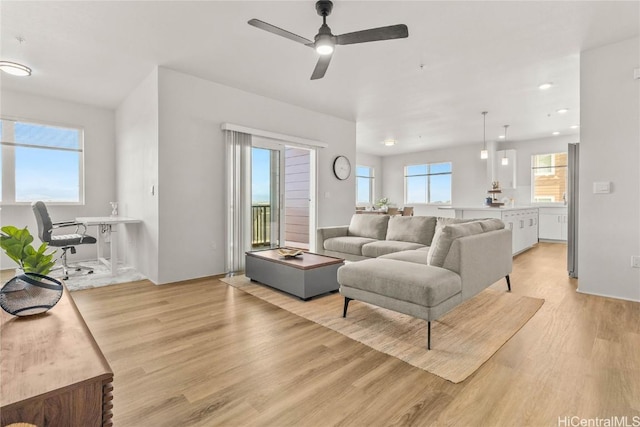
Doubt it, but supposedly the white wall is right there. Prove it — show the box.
[578,37,640,302]
[0,90,116,269]
[381,144,488,216]
[115,69,160,283]
[356,152,383,206]
[155,68,356,284]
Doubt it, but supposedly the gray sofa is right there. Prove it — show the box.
[317,215,513,350]
[316,215,438,261]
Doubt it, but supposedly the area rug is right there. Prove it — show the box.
[49,261,147,292]
[220,275,544,383]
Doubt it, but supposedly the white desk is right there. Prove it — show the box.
[76,216,141,276]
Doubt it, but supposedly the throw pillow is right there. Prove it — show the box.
[427,222,484,267]
[385,216,437,245]
[348,214,390,240]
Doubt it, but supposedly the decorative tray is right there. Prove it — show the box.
[277,249,304,258]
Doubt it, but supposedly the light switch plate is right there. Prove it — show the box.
[593,181,611,194]
[635,68,640,80]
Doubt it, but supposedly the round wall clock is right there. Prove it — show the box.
[333,155,351,180]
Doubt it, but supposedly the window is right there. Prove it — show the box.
[531,152,567,203]
[1,119,84,203]
[356,165,374,205]
[404,162,452,204]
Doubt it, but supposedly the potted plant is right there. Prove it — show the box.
[376,197,390,212]
[0,226,56,275]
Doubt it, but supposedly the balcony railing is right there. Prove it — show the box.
[252,204,271,247]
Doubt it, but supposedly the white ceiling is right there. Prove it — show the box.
[1,1,638,156]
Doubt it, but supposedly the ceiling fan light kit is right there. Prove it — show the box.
[249,0,409,80]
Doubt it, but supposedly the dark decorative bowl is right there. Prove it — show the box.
[0,273,63,316]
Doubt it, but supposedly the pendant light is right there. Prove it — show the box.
[501,125,510,166]
[480,111,488,159]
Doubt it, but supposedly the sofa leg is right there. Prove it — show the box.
[505,275,511,292]
[427,321,431,350]
[342,297,352,318]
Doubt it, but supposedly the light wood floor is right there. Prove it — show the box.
[68,243,640,426]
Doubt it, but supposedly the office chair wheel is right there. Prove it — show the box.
[63,276,69,280]
[76,268,81,271]
[88,270,94,274]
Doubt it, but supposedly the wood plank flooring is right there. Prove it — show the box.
[67,243,640,426]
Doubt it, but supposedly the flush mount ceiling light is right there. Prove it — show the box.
[480,111,489,159]
[1,37,32,77]
[556,108,569,114]
[0,61,31,76]
[570,125,580,129]
[552,131,560,136]
[539,82,553,90]
[383,139,397,146]
[501,125,510,166]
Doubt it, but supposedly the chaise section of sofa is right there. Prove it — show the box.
[337,220,513,349]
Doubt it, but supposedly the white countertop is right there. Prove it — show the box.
[438,206,540,211]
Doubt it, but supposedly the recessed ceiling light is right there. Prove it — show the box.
[0,60,31,77]
[552,131,560,136]
[539,82,553,90]
[498,135,505,139]
[570,125,580,129]
[383,139,397,146]
[557,108,569,114]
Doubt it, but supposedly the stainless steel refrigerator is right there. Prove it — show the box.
[567,143,579,278]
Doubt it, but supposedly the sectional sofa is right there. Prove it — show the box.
[316,214,513,349]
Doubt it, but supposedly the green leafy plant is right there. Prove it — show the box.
[376,197,390,208]
[0,226,56,275]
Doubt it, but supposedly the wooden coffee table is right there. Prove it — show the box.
[245,249,344,300]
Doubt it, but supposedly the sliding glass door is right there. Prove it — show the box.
[251,138,314,251]
[251,146,281,249]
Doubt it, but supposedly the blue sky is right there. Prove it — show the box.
[2,121,81,202]
[252,147,271,203]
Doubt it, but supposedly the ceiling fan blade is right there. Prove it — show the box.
[336,24,409,45]
[248,19,313,46]
[310,53,333,80]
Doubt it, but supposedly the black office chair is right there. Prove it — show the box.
[32,201,97,280]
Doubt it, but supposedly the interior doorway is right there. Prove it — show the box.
[251,137,314,251]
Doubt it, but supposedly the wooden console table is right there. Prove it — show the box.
[1,285,113,426]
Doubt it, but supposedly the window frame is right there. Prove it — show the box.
[0,117,85,205]
[355,165,375,205]
[530,152,567,205]
[404,162,452,205]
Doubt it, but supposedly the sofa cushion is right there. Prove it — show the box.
[427,222,484,267]
[338,258,461,307]
[385,216,437,245]
[348,214,389,240]
[476,218,505,232]
[361,241,426,258]
[324,236,377,256]
[380,249,429,265]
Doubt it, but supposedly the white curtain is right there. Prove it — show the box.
[225,130,252,273]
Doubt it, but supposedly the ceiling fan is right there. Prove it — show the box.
[248,0,409,80]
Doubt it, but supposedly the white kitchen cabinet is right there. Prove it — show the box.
[448,207,539,255]
[538,207,568,241]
